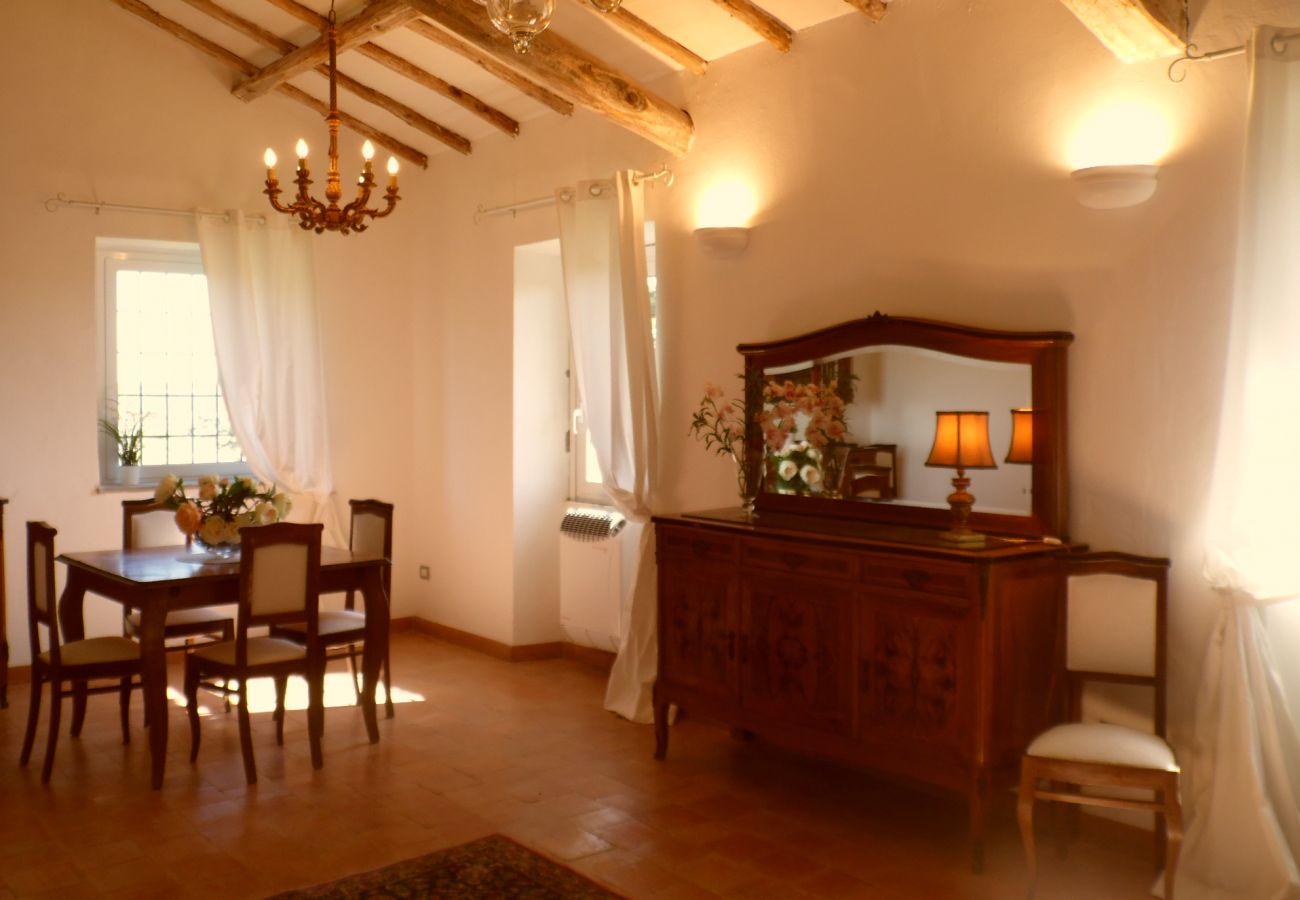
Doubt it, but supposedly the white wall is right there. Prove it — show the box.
[4,0,1298,767]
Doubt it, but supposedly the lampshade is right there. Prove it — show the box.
[925,411,997,471]
[487,0,555,53]
[1005,408,1034,465]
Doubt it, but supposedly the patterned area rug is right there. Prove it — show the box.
[267,834,623,899]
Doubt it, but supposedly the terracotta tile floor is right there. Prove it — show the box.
[0,633,1157,898]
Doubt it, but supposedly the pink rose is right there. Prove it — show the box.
[174,501,202,536]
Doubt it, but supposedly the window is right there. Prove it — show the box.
[568,222,657,503]
[97,238,244,485]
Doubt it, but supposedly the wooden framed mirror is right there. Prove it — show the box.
[739,313,1073,539]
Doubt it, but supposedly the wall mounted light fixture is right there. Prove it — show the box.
[694,226,750,257]
[1070,164,1160,209]
[694,178,757,257]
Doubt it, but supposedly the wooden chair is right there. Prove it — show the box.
[270,499,394,719]
[19,522,143,784]
[1018,552,1181,899]
[122,499,234,645]
[184,522,325,785]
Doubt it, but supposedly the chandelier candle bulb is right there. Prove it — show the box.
[387,156,399,187]
[362,140,375,161]
[295,139,309,160]
[263,147,277,169]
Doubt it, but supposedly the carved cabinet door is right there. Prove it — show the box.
[739,574,854,736]
[859,592,974,761]
[658,557,739,703]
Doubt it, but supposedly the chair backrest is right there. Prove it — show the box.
[237,522,323,665]
[349,498,393,597]
[1061,551,1170,738]
[26,521,61,665]
[123,498,189,550]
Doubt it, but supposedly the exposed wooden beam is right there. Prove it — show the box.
[259,0,520,137]
[570,0,707,75]
[1059,0,1185,62]
[842,0,888,24]
[406,19,574,117]
[106,0,428,167]
[405,0,693,156]
[181,0,471,154]
[704,0,793,53]
[232,0,420,101]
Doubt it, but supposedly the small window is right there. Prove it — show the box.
[97,238,245,486]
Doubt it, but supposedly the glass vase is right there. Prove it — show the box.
[731,444,760,521]
[193,534,241,560]
[820,444,852,500]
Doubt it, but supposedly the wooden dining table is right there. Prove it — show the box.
[56,544,390,789]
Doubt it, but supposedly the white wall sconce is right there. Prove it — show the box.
[694,226,751,257]
[1070,164,1160,209]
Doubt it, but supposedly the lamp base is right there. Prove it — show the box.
[938,529,987,546]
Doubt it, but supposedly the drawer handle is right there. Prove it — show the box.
[903,569,931,590]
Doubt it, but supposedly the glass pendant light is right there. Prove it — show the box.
[487,0,555,54]
[590,0,622,10]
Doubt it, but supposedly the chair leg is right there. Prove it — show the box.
[185,660,202,763]
[347,646,361,703]
[119,677,133,745]
[70,680,87,738]
[273,676,288,746]
[383,651,394,720]
[236,687,257,785]
[1164,778,1184,900]
[308,659,324,771]
[41,684,63,784]
[221,623,234,714]
[19,674,43,766]
[1017,762,1038,899]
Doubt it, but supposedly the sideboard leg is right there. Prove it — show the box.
[969,771,990,872]
[653,692,669,760]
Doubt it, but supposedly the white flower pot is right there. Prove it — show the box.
[120,465,140,486]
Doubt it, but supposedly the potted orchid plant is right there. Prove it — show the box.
[689,381,761,520]
[99,409,145,486]
[155,474,291,557]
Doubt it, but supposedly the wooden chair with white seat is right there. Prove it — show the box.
[1018,552,1181,899]
[269,498,394,719]
[121,498,235,646]
[184,521,325,785]
[19,521,143,784]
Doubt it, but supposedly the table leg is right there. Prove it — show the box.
[360,567,389,744]
[138,603,170,789]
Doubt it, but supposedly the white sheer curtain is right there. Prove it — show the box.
[1182,27,1300,900]
[557,172,660,723]
[195,212,345,547]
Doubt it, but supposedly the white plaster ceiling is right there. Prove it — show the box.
[138,0,860,164]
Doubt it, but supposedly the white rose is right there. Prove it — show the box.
[199,515,229,546]
[254,502,278,525]
[778,459,798,481]
[198,474,218,487]
[801,465,822,486]
[154,474,179,504]
[806,447,821,461]
[272,493,292,518]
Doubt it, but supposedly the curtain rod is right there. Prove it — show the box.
[475,166,673,221]
[1168,29,1298,82]
[44,193,266,225]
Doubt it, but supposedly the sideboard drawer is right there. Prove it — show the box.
[658,527,739,564]
[742,538,858,582]
[860,554,975,599]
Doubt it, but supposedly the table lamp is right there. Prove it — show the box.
[1005,408,1034,465]
[925,411,998,545]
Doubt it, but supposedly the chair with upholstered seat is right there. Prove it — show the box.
[184,521,324,785]
[1018,552,1181,899]
[121,498,234,645]
[19,521,143,783]
[270,499,394,719]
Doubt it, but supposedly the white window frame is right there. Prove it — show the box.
[96,237,248,487]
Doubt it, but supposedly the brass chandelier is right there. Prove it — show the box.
[487,0,623,54]
[262,3,400,235]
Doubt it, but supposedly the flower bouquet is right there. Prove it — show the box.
[154,474,291,558]
[758,378,850,496]
[689,381,761,519]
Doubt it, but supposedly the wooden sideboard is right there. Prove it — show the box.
[652,509,1065,867]
[1,497,8,708]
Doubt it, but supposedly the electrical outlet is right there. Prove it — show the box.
[418,565,430,580]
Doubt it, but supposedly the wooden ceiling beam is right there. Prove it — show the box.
[1059,0,1185,62]
[570,0,707,75]
[404,0,693,156]
[406,19,574,117]
[233,0,420,101]
[182,0,471,154]
[106,0,428,167]
[704,0,793,53]
[259,0,520,137]
[842,0,888,24]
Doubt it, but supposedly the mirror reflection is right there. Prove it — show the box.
[759,345,1033,515]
